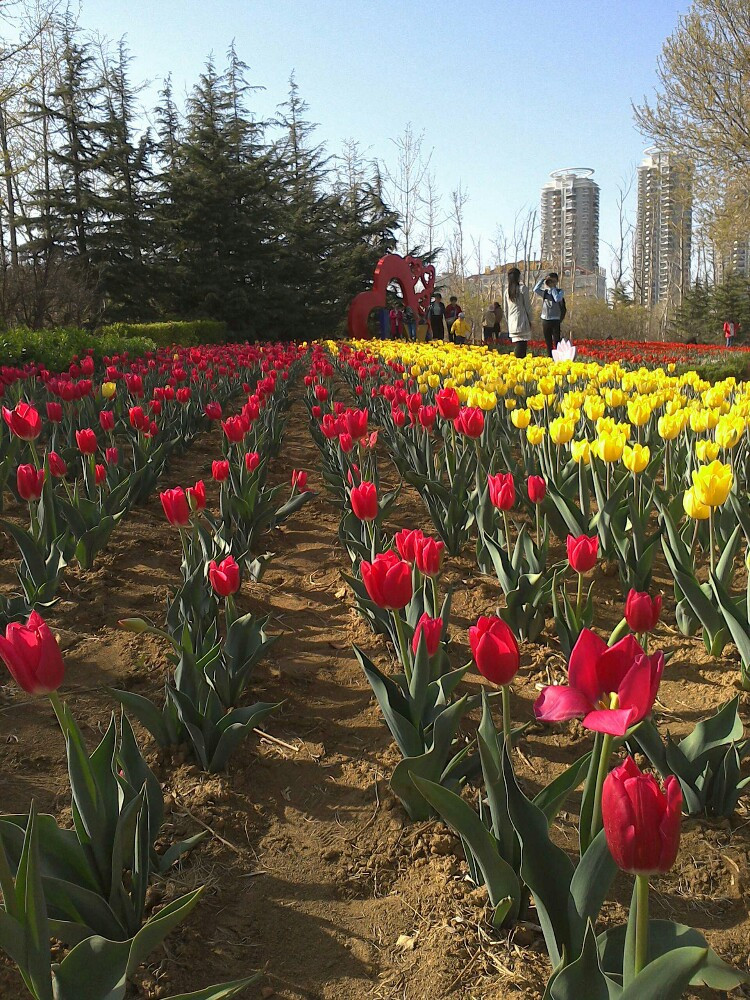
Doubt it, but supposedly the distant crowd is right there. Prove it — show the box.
[376,268,567,359]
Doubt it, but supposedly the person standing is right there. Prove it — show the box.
[403,305,416,341]
[427,293,446,342]
[482,304,497,344]
[533,272,565,357]
[493,300,504,343]
[504,267,533,358]
[389,306,404,340]
[378,306,390,340]
[445,296,462,340]
[724,319,739,348]
[451,312,472,345]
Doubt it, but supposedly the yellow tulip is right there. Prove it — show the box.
[657,414,681,441]
[571,439,591,465]
[623,443,650,474]
[511,408,531,429]
[504,397,517,410]
[596,431,626,463]
[538,376,556,397]
[584,396,606,421]
[101,382,117,399]
[605,388,625,408]
[549,416,576,445]
[715,418,742,450]
[691,461,733,507]
[526,425,546,446]
[683,486,710,520]
[695,440,720,462]
[627,399,651,427]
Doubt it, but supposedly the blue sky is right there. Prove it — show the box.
[82,0,690,284]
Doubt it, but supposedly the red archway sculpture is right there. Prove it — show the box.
[347,253,436,339]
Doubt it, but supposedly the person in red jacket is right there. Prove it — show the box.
[724,320,740,347]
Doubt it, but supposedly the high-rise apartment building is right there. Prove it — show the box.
[634,148,692,309]
[716,238,750,281]
[540,168,601,273]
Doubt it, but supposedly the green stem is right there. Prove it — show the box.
[393,611,411,685]
[535,504,541,548]
[634,874,650,977]
[576,571,583,619]
[502,509,512,559]
[501,683,512,750]
[48,690,66,736]
[708,507,716,576]
[590,731,614,843]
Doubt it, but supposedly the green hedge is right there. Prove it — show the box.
[98,319,228,347]
[0,327,157,371]
[675,356,750,382]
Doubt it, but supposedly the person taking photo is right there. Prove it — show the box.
[533,271,565,357]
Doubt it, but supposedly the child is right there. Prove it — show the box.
[451,312,472,345]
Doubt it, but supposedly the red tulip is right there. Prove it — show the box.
[453,407,485,439]
[345,408,368,439]
[469,616,520,686]
[106,447,119,466]
[46,402,63,423]
[394,528,425,564]
[412,614,443,657]
[602,756,681,875]
[0,610,64,695]
[160,487,191,526]
[291,469,307,491]
[187,480,206,511]
[338,432,354,453]
[48,452,67,478]
[534,629,663,736]
[391,406,407,427]
[314,384,328,402]
[209,555,240,597]
[566,534,598,573]
[527,476,546,504]
[2,402,41,441]
[99,410,115,432]
[418,405,437,429]
[244,452,260,473]
[75,428,97,454]
[205,401,223,420]
[17,464,45,500]
[177,387,191,403]
[350,481,378,521]
[311,405,322,420]
[222,415,246,442]
[624,590,662,634]
[436,387,461,421]
[129,406,147,431]
[360,550,413,610]
[94,464,107,485]
[212,459,230,482]
[415,536,444,577]
[488,472,515,511]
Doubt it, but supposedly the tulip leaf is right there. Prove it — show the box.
[355,645,423,759]
[502,744,574,968]
[549,921,620,1000]
[599,918,750,989]
[109,688,172,747]
[15,802,53,1000]
[533,749,593,825]
[161,979,261,1000]
[568,830,617,950]
[411,775,521,923]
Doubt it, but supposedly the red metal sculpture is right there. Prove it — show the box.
[347,253,436,339]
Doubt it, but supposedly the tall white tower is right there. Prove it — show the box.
[634,148,692,308]
[540,168,601,274]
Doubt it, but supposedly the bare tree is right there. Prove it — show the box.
[606,171,635,303]
[382,122,432,255]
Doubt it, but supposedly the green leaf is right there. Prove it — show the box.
[161,980,261,1000]
[568,830,617,954]
[619,947,709,999]
[17,802,53,1000]
[533,750,593,824]
[355,646,422,759]
[502,745,574,968]
[550,921,620,1000]
[411,775,521,922]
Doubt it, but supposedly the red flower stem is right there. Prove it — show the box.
[48,690,66,735]
[502,510,512,560]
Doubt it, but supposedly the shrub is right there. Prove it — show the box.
[0,327,155,370]
[675,356,750,381]
[99,319,228,347]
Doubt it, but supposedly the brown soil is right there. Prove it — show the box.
[0,392,749,1000]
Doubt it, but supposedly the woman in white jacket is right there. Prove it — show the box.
[504,267,533,358]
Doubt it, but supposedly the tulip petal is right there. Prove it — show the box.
[568,628,608,704]
[534,685,592,722]
[581,707,637,736]
[615,658,660,727]
[595,634,645,693]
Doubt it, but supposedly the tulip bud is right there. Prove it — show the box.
[469,616,520,686]
[527,475,546,504]
[602,756,681,875]
[209,556,241,597]
[212,459,230,482]
[361,551,413,610]
[412,614,443,658]
[488,472,515,511]
[0,610,64,695]
[291,469,307,491]
[566,534,598,573]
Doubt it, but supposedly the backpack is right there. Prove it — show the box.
[559,297,567,321]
